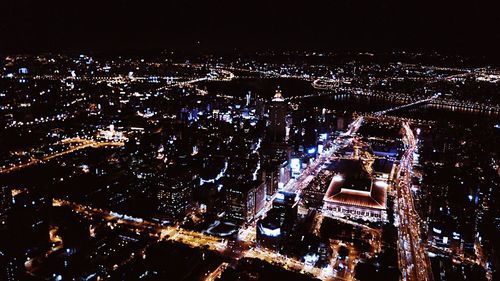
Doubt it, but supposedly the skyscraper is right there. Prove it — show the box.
[156,172,196,222]
[267,88,287,144]
[225,181,266,224]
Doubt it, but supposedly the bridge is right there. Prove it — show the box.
[373,93,441,116]
[307,80,500,115]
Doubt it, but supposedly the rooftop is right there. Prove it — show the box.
[323,160,387,209]
[272,89,285,102]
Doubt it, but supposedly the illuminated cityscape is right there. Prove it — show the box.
[1,2,500,281]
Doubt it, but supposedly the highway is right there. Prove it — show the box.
[204,262,229,281]
[394,122,432,281]
[0,138,124,174]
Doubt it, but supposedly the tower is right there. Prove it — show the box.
[267,88,287,143]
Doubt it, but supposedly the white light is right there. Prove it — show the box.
[432,227,442,234]
[259,225,281,237]
[290,158,301,173]
[275,193,285,200]
[304,253,319,266]
[374,181,388,188]
[332,175,344,182]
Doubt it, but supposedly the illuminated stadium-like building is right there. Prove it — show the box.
[322,159,388,222]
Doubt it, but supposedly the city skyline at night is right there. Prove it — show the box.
[1,2,500,281]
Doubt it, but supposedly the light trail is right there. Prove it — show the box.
[394,122,433,281]
[204,262,229,281]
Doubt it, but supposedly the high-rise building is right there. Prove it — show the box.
[256,191,298,248]
[225,180,266,224]
[271,191,298,231]
[157,173,196,222]
[267,88,287,144]
[261,147,292,196]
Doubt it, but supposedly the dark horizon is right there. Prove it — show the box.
[2,1,500,58]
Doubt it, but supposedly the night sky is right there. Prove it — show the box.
[2,1,500,56]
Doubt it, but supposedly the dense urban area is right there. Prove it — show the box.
[0,51,499,281]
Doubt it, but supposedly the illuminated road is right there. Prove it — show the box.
[395,122,432,281]
[0,138,124,174]
[154,77,208,91]
[154,68,235,92]
[54,198,344,280]
[45,116,373,281]
[238,115,364,243]
[235,115,365,281]
[204,262,229,281]
[54,199,338,279]
[53,199,227,252]
[42,116,369,281]
[285,115,363,195]
[40,118,426,281]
